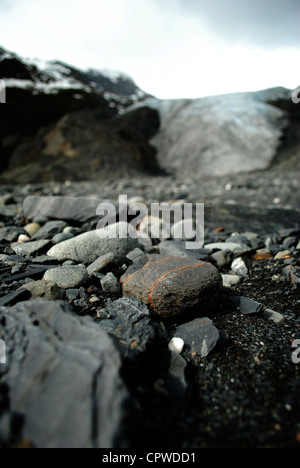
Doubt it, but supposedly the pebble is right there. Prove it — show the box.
[52,232,74,244]
[11,239,51,257]
[171,219,198,242]
[274,250,291,260]
[121,254,222,319]
[204,242,251,256]
[225,296,264,315]
[31,220,67,240]
[138,215,170,241]
[222,274,241,288]
[43,265,88,288]
[86,252,115,275]
[100,272,121,295]
[18,234,30,243]
[263,308,285,324]
[159,240,209,260]
[19,280,63,300]
[252,248,273,260]
[168,337,184,354]
[24,223,41,238]
[231,257,248,277]
[47,222,139,265]
[211,250,228,268]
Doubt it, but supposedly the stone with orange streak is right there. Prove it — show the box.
[120,254,222,319]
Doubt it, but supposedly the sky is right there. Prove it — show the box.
[0,0,299,99]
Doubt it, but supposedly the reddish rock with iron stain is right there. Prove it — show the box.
[120,254,222,319]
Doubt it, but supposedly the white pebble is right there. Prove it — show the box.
[18,234,30,243]
[168,337,184,354]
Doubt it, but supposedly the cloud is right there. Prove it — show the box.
[157,0,300,47]
[0,0,299,99]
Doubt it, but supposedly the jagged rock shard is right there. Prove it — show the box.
[0,299,129,448]
[170,317,220,358]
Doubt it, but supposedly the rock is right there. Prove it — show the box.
[0,289,30,307]
[19,280,63,300]
[139,215,170,241]
[274,250,291,260]
[100,273,121,295]
[165,352,188,398]
[252,249,273,260]
[170,317,220,358]
[51,232,74,244]
[24,223,41,238]
[120,254,222,319]
[159,240,210,261]
[0,227,26,243]
[43,265,88,289]
[263,308,285,324]
[211,250,228,268]
[231,257,248,277]
[225,296,264,315]
[225,234,251,246]
[282,236,298,249]
[0,299,130,448]
[204,242,251,256]
[222,274,241,288]
[31,220,67,240]
[87,252,115,275]
[126,248,148,264]
[47,222,139,265]
[98,297,156,361]
[17,234,30,243]
[171,219,198,242]
[23,196,110,224]
[11,239,51,257]
[282,265,300,284]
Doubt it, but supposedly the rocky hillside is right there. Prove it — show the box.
[0,46,161,183]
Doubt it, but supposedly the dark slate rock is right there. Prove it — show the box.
[170,317,220,358]
[0,299,130,448]
[31,220,67,240]
[225,295,265,315]
[0,289,29,307]
[23,196,115,224]
[0,227,26,243]
[98,297,156,361]
[11,239,51,257]
[120,254,222,320]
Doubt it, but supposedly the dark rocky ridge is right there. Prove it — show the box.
[0,46,160,182]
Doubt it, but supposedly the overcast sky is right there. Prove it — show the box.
[1,0,299,99]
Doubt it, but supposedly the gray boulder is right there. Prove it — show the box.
[47,222,139,265]
[0,299,130,448]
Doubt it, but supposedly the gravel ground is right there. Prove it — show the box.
[0,165,299,449]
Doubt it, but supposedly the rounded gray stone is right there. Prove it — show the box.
[47,222,139,265]
[43,265,88,289]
